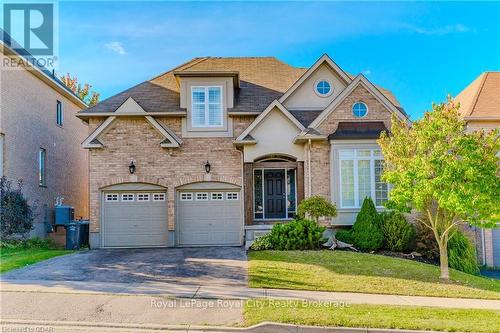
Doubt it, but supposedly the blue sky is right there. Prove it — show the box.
[56,1,500,119]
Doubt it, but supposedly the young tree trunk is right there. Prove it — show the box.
[438,240,450,280]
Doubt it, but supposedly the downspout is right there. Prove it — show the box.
[237,147,245,244]
[307,139,312,198]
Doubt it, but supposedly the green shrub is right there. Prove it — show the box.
[250,219,326,251]
[335,229,353,244]
[381,212,416,252]
[351,197,384,251]
[448,230,479,275]
[0,177,35,239]
[297,196,337,222]
[250,233,272,251]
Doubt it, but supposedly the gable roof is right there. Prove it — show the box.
[235,100,305,143]
[78,56,403,119]
[278,54,352,103]
[309,74,409,129]
[81,98,182,148]
[455,72,500,120]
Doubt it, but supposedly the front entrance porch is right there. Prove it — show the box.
[243,156,305,226]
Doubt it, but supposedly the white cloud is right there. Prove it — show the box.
[406,23,474,35]
[362,69,371,76]
[104,41,126,55]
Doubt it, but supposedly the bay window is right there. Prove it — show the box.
[191,86,223,128]
[339,149,388,208]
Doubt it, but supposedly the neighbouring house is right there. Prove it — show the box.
[455,71,500,268]
[0,41,89,238]
[77,54,409,248]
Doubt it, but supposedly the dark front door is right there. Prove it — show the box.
[264,170,286,219]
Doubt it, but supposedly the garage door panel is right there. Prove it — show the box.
[102,191,168,247]
[493,228,500,267]
[178,189,242,246]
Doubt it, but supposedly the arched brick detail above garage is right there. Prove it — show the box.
[173,174,241,188]
[97,175,169,189]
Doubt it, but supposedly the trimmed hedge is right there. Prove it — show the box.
[448,230,479,275]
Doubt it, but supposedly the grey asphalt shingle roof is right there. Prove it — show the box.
[328,121,389,140]
[289,110,323,127]
[80,57,404,119]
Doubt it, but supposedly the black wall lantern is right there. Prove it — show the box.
[204,160,211,174]
[128,160,136,174]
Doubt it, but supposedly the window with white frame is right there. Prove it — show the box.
[226,192,239,200]
[191,86,223,128]
[211,192,223,201]
[105,193,119,202]
[180,192,193,201]
[153,193,166,201]
[137,193,150,201]
[121,193,134,201]
[196,192,209,201]
[339,149,388,208]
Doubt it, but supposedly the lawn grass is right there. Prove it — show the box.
[244,299,500,333]
[249,250,500,299]
[0,247,72,273]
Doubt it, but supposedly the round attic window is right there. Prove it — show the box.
[315,80,332,97]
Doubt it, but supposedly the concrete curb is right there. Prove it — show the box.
[0,319,445,333]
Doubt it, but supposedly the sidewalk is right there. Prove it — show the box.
[2,278,499,310]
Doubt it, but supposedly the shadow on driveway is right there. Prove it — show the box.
[1,247,247,290]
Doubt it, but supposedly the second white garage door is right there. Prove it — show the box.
[177,189,242,246]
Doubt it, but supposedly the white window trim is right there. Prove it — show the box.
[195,192,209,201]
[39,148,46,187]
[339,148,387,209]
[180,192,193,201]
[105,193,119,202]
[137,193,150,202]
[191,86,224,128]
[352,101,369,118]
[211,192,223,201]
[153,193,166,201]
[226,192,239,201]
[121,193,135,202]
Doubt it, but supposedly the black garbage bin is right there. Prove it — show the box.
[65,222,82,250]
[79,220,90,247]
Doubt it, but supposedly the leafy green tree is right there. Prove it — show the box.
[0,177,35,239]
[60,73,100,106]
[297,195,337,223]
[378,97,499,279]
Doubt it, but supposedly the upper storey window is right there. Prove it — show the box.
[315,80,332,97]
[191,86,223,128]
[352,102,368,117]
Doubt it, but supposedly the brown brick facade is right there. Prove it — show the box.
[308,84,393,199]
[88,116,254,233]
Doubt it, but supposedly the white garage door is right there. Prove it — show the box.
[178,190,242,246]
[102,191,168,247]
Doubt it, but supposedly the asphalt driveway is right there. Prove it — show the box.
[2,247,247,288]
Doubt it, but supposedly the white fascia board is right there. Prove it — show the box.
[278,54,352,104]
[236,100,305,141]
[81,116,117,148]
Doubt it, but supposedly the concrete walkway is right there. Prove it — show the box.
[2,279,499,310]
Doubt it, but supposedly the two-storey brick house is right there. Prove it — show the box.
[78,54,409,248]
